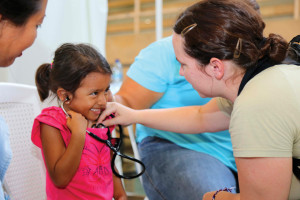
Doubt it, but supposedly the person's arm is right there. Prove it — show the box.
[99,98,230,134]
[112,156,127,200]
[40,110,86,187]
[115,76,163,109]
[236,157,292,200]
[203,158,292,200]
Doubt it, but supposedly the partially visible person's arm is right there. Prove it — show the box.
[115,76,163,109]
[203,158,292,200]
[236,157,292,200]
[99,98,230,134]
[112,154,127,200]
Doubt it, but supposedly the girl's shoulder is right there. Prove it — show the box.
[32,106,69,148]
[36,106,67,127]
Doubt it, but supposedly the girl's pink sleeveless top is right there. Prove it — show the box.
[31,106,114,200]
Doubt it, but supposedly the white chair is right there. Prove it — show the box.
[0,82,46,200]
[126,125,149,200]
[126,125,143,183]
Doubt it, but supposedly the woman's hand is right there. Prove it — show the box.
[202,191,240,200]
[97,102,138,127]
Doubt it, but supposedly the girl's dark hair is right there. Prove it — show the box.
[35,43,112,101]
[173,0,288,70]
[0,0,43,26]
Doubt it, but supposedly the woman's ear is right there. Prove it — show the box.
[208,57,225,80]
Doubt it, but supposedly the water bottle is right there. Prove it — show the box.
[112,59,123,83]
[110,59,123,93]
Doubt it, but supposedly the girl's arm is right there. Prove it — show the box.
[99,98,230,134]
[40,110,86,187]
[111,150,127,200]
[112,166,127,200]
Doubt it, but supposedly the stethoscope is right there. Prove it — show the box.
[61,100,145,179]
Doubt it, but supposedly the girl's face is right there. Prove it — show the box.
[68,72,111,122]
[0,0,47,67]
[172,33,214,98]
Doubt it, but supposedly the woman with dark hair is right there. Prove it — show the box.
[0,0,47,66]
[112,1,261,199]
[0,0,47,198]
[99,0,300,199]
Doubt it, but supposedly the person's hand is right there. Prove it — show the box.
[66,110,87,138]
[113,196,127,200]
[202,191,215,200]
[97,102,137,126]
[202,191,240,200]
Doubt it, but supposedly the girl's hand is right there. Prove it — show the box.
[114,196,127,200]
[66,110,87,137]
[113,165,127,200]
[97,102,138,127]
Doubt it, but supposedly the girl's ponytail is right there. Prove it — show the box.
[35,63,51,101]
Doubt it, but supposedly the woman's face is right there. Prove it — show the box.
[0,0,48,67]
[172,33,214,98]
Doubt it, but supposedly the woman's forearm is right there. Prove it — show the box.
[99,99,229,134]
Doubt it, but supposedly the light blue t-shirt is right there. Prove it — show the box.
[127,36,236,171]
[0,116,12,200]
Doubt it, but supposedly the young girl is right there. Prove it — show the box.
[31,43,127,200]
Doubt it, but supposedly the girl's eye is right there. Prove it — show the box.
[36,24,41,29]
[91,92,98,96]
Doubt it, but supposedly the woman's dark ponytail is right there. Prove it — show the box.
[260,33,288,63]
[35,63,51,101]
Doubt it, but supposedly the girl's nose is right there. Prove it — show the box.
[98,93,107,106]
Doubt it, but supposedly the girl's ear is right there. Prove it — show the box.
[207,57,225,80]
[57,88,72,102]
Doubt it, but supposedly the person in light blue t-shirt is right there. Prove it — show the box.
[0,0,48,199]
[114,36,237,200]
[0,117,12,200]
